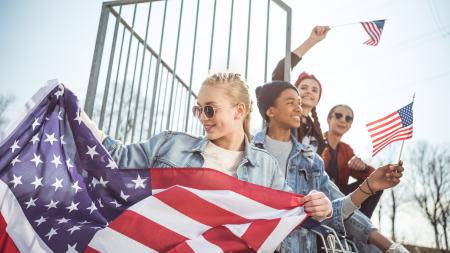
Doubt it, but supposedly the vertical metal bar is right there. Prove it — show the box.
[99,6,122,130]
[264,0,270,83]
[178,88,186,132]
[139,55,153,141]
[184,0,200,132]
[284,4,292,82]
[123,42,141,143]
[159,69,170,132]
[85,4,110,117]
[226,0,234,69]
[171,79,180,129]
[131,1,153,141]
[147,0,168,137]
[208,0,217,72]
[115,4,138,139]
[165,0,184,130]
[244,0,252,79]
[152,67,165,136]
[107,23,127,134]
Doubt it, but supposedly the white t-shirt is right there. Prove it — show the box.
[202,141,243,176]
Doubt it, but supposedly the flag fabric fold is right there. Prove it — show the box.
[0,81,307,253]
[361,19,386,46]
[366,102,414,156]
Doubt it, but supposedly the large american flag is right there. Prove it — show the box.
[366,102,414,157]
[361,19,385,46]
[0,81,308,252]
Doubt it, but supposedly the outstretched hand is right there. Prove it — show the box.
[309,26,330,43]
[368,161,404,192]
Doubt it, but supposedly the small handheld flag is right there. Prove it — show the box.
[366,102,413,157]
[361,19,385,46]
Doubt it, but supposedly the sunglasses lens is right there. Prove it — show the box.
[345,116,353,122]
[204,106,215,118]
[334,113,343,119]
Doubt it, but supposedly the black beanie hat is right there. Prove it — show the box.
[255,81,298,121]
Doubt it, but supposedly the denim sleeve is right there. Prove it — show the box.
[102,131,168,169]
[344,209,376,246]
[315,157,347,235]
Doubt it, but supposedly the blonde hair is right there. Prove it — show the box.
[202,73,253,140]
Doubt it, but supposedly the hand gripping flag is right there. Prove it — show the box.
[0,80,308,253]
[366,102,414,157]
[361,19,385,46]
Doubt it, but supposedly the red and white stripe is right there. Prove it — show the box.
[366,111,413,156]
[87,168,307,253]
[362,22,382,46]
[0,180,51,253]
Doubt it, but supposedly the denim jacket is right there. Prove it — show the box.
[102,130,291,192]
[253,129,375,253]
[254,129,347,253]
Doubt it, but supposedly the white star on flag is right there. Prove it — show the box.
[86,145,98,159]
[60,135,66,144]
[54,87,64,99]
[56,217,70,224]
[45,200,59,210]
[30,176,44,189]
[86,202,98,214]
[30,133,40,144]
[10,156,21,166]
[66,201,80,213]
[74,112,82,125]
[91,177,100,188]
[66,243,79,253]
[97,198,104,208]
[131,174,147,189]
[57,111,64,120]
[67,225,81,234]
[110,200,122,208]
[45,228,58,240]
[51,154,62,168]
[9,140,20,153]
[120,191,130,201]
[44,133,58,145]
[51,177,64,191]
[30,153,43,167]
[24,197,38,209]
[71,181,82,193]
[32,117,41,130]
[98,177,109,187]
[105,158,118,169]
[34,216,47,227]
[9,174,22,188]
[66,158,74,168]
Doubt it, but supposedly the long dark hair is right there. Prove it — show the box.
[297,106,325,154]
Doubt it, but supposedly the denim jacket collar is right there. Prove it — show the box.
[253,127,309,154]
[191,135,256,166]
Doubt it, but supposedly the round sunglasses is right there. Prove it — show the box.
[192,105,221,119]
[334,112,353,123]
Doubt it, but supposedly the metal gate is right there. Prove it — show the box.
[84,0,291,143]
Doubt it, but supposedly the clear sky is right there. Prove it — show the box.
[1,0,450,248]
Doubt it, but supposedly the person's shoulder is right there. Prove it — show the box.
[149,131,203,147]
[338,141,354,154]
[158,130,203,140]
[248,143,279,166]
